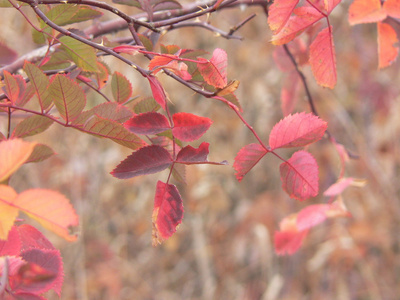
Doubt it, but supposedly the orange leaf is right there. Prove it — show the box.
[309,26,337,88]
[348,0,386,25]
[14,189,79,241]
[0,139,37,182]
[0,185,19,240]
[377,22,399,69]
[384,0,400,18]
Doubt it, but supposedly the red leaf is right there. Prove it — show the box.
[348,0,386,25]
[384,0,400,18]
[124,112,170,135]
[233,143,268,182]
[111,72,133,104]
[271,7,324,45]
[274,229,308,255]
[324,177,366,196]
[268,0,299,34]
[17,224,55,251]
[111,145,173,179]
[176,142,226,165]
[269,112,327,150]
[377,22,399,69]
[0,226,21,256]
[147,75,167,110]
[0,40,18,65]
[172,112,212,142]
[197,48,227,88]
[279,150,319,200]
[309,26,337,88]
[152,181,183,246]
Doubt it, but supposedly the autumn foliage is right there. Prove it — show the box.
[0,0,399,298]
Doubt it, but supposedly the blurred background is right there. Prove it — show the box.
[2,0,400,299]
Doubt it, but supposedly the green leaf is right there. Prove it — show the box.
[133,97,161,114]
[138,34,153,51]
[12,115,54,138]
[95,61,109,89]
[82,116,146,149]
[111,72,133,104]
[23,62,52,111]
[49,74,86,123]
[39,50,71,71]
[59,36,98,72]
[26,143,56,163]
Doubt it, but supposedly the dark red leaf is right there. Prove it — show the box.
[176,142,209,164]
[172,112,212,142]
[233,143,268,182]
[124,112,170,135]
[152,181,183,246]
[111,145,173,179]
[15,248,63,296]
[147,75,167,110]
[279,150,319,201]
[0,40,18,65]
[269,112,327,150]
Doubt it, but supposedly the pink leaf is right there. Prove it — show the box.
[152,181,183,246]
[197,48,227,88]
[269,112,328,150]
[233,143,268,182]
[280,150,319,200]
[0,226,21,256]
[268,0,299,34]
[113,45,144,55]
[124,112,170,135]
[271,7,324,45]
[309,26,337,89]
[323,177,359,197]
[274,229,308,255]
[111,145,172,179]
[296,204,331,231]
[172,112,212,142]
[147,75,167,110]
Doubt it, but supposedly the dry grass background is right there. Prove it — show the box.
[2,1,400,299]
